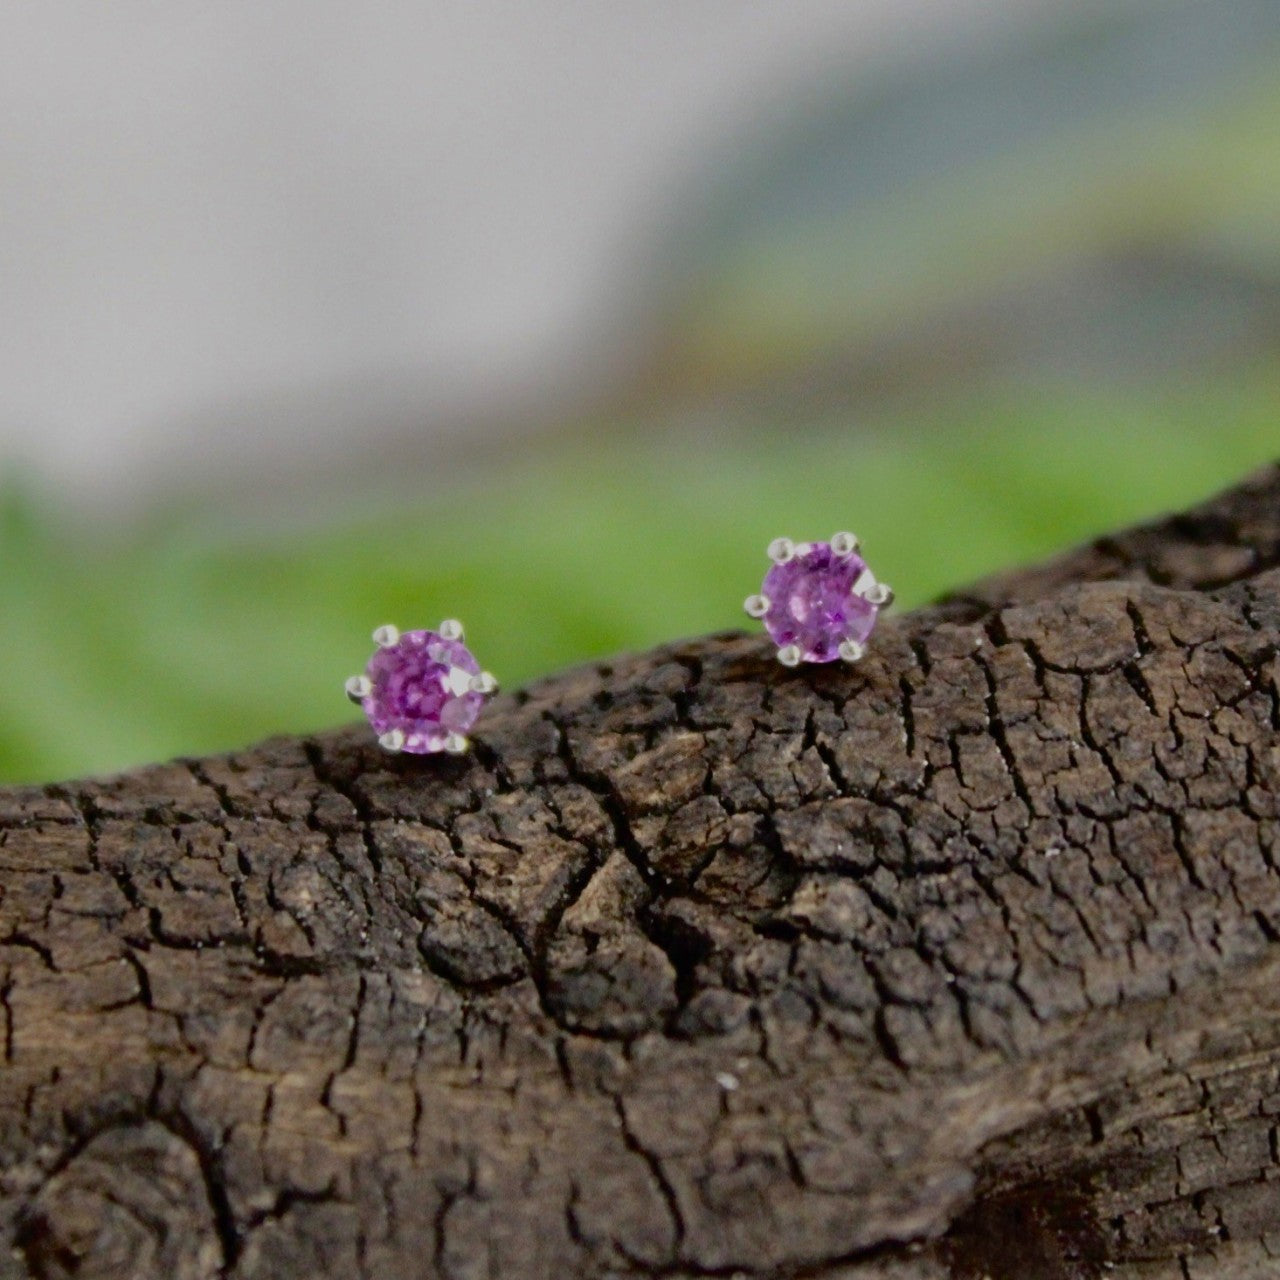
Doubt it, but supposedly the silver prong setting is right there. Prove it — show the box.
[470,671,498,695]
[438,618,464,641]
[767,537,795,564]
[830,531,860,556]
[372,624,400,648]
[443,733,469,756]
[345,674,372,702]
[777,644,802,668]
[378,729,406,753]
[839,639,866,663]
[865,582,894,608]
[743,594,770,619]
[443,666,472,696]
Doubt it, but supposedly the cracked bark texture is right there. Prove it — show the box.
[4,466,1280,1280]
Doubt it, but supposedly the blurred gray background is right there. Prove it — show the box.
[3,0,1063,510]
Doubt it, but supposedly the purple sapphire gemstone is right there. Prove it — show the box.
[361,630,484,754]
[761,542,878,663]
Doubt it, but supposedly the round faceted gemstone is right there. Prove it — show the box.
[362,630,484,753]
[761,542,878,663]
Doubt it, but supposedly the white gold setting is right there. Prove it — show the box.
[352,619,497,757]
[444,666,473,696]
[751,531,893,667]
[839,639,866,663]
[777,644,803,667]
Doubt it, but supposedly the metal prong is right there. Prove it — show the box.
[777,644,803,668]
[443,733,469,756]
[438,618,464,641]
[830,531,860,556]
[378,729,406,753]
[345,674,372,702]
[839,639,866,663]
[372,624,400,648]
[445,666,473,696]
[470,671,498,694]
[743,594,770,619]
[865,583,894,608]
[767,537,795,564]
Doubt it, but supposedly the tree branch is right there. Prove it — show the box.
[4,464,1280,1279]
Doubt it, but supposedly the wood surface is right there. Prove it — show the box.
[5,465,1280,1279]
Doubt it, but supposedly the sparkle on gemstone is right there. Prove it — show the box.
[761,542,878,663]
[361,629,485,754]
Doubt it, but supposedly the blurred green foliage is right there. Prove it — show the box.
[2,373,1276,785]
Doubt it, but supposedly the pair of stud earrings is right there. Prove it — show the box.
[346,532,892,755]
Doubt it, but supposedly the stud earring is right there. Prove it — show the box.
[345,621,498,754]
[744,533,893,666]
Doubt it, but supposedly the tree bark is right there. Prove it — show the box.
[5,465,1280,1280]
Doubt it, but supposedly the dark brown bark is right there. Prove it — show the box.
[4,466,1280,1279]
